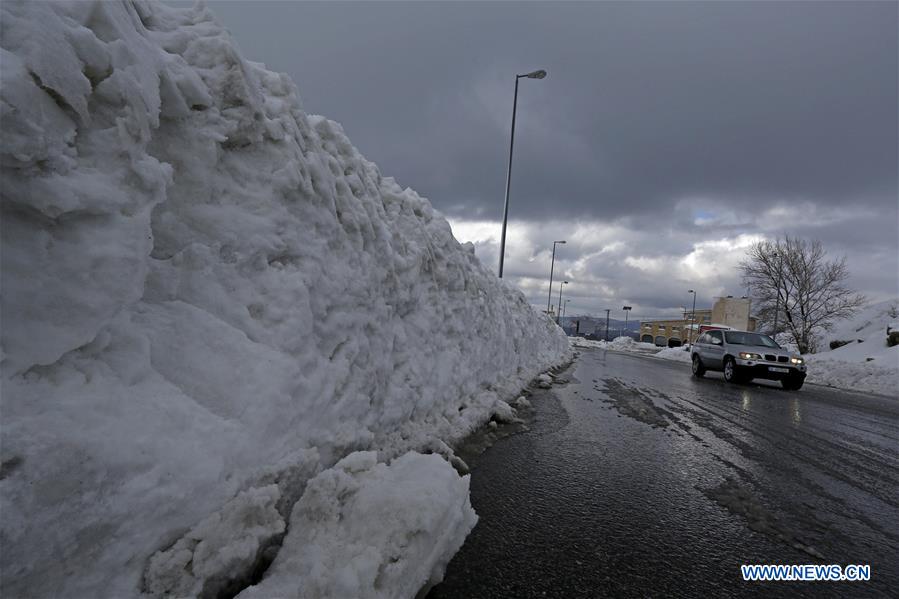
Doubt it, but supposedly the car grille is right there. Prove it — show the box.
[778,356,788,363]
[764,354,776,361]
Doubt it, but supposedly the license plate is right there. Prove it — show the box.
[769,367,790,373]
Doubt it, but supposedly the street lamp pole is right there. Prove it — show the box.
[604,309,611,341]
[562,299,570,319]
[556,280,568,324]
[547,240,566,313]
[688,290,697,346]
[623,306,632,338]
[498,69,547,278]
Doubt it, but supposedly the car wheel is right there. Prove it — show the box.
[692,354,705,377]
[782,376,804,391]
[723,357,740,383]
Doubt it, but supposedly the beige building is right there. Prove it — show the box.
[640,297,755,347]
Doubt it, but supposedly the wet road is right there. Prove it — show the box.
[429,348,899,598]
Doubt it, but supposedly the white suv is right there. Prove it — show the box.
[691,329,807,390]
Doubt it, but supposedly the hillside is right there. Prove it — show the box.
[803,299,898,396]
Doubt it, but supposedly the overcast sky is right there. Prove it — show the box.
[205,1,897,320]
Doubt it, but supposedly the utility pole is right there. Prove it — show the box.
[604,309,611,341]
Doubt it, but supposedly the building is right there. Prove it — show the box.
[639,297,756,347]
[711,296,753,330]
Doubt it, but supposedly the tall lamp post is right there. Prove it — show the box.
[556,280,568,324]
[547,240,566,313]
[498,69,547,278]
[687,289,697,346]
[604,309,611,341]
[623,306,632,338]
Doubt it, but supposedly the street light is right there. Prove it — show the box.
[687,289,697,346]
[604,308,611,341]
[623,306,632,337]
[562,298,571,319]
[556,280,568,324]
[498,69,548,278]
[547,240,566,314]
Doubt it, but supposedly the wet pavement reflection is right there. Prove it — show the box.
[429,348,899,598]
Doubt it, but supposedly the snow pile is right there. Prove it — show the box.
[817,299,899,362]
[237,452,477,599]
[144,485,286,599]
[803,299,898,396]
[804,358,897,397]
[570,335,658,352]
[654,346,691,363]
[0,2,569,597]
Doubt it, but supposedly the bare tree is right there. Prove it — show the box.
[740,236,865,354]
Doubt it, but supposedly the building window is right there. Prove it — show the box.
[659,325,666,331]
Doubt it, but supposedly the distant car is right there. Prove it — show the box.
[691,329,807,390]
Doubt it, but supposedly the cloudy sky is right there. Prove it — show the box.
[206,1,897,320]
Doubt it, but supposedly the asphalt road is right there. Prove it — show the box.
[428,348,899,598]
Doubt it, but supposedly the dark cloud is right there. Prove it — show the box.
[203,1,897,310]
[208,1,896,218]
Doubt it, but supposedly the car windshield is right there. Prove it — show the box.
[724,331,780,348]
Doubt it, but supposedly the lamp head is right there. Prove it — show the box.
[523,69,547,79]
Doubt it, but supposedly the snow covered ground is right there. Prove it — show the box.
[0,2,569,597]
[802,299,898,396]
[572,300,898,396]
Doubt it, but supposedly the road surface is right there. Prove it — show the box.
[428,348,899,598]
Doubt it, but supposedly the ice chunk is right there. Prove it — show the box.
[237,452,477,599]
[144,485,285,599]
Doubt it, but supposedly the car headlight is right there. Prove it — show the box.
[790,357,804,364]
[739,352,762,360]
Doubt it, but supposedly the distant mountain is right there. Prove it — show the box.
[559,315,640,336]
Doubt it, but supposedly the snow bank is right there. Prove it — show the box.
[804,358,897,397]
[655,346,691,363]
[0,1,569,596]
[817,299,899,363]
[804,299,899,396]
[237,452,477,599]
[570,335,658,352]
